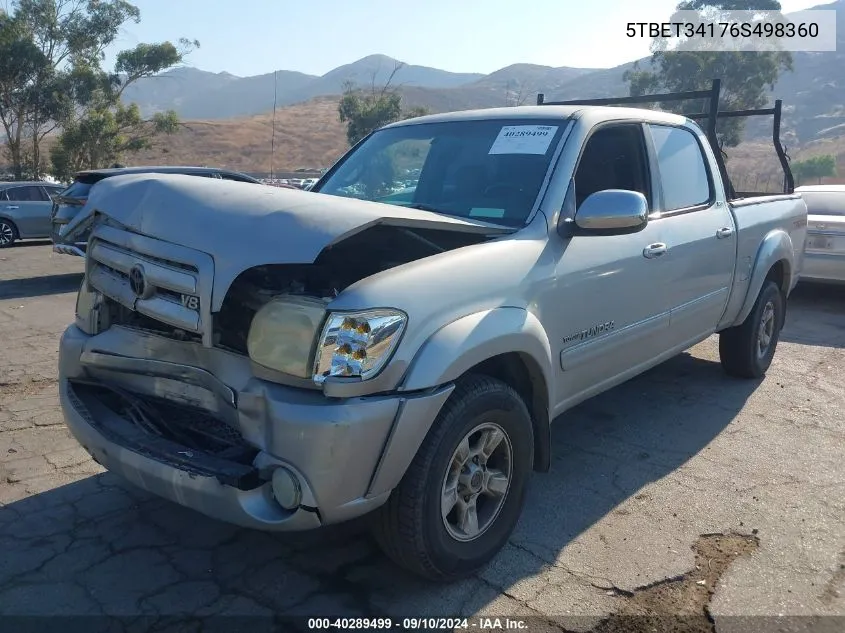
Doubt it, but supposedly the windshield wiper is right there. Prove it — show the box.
[405,203,449,214]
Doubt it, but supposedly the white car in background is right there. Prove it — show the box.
[797,185,845,284]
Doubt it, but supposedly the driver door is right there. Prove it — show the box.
[550,123,673,410]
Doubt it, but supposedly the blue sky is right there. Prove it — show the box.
[90,0,827,76]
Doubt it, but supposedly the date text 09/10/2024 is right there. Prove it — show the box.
[307,617,529,630]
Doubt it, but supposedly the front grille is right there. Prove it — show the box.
[68,380,260,489]
[86,231,209,340]
[100,385,249,455]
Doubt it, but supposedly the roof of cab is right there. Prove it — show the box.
[383,104,692,128]
[0,181,57,188]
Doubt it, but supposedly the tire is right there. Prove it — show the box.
[719,280,785,378]
[0,219,18,248]
[371,374,534,581]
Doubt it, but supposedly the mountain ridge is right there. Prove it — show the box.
[115,0,844,146]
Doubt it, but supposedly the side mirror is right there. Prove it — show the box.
[573,189,648,234]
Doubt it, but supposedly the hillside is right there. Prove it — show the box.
[127,94,845,187]
[4,3,842,177]
[129,97,348,173]
[120,1,844,146]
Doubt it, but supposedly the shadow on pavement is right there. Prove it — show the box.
[781,282,845,349]
[0,272,83,300]
[0,350,760,625]
[14,239,54,248]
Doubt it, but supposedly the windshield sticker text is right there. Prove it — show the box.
[488,125,559,155]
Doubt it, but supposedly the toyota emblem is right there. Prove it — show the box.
[129,264,147,298]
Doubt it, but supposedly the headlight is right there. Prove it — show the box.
[313,309,407,383]
[247,296,326,379]
[75,277,101,334]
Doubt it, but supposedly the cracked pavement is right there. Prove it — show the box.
[1,243,844,631]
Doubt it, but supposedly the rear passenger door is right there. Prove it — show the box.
[3,185,52,237]
[647,124,736,348]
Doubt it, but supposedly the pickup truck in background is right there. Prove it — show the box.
[795,184,845,284]
[58,81,807,581]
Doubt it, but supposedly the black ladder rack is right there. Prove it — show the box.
[536,78,794,198]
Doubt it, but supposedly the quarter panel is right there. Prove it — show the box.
[32,199,54,235]
[719,195,806,329]
[725,229,794,328]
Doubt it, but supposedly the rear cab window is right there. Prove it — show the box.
[648,124,714,212]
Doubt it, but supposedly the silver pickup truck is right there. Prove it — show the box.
[58,82,807,581]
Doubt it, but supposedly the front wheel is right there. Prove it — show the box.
[719,280,785,378]
[371,374,534,581]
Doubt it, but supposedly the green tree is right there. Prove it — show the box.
[0,0,196,179]
[0,7,55,178]
[50,103,180,181]
[792,154,836,185]
[623,0,793,147]
[338,62,428,146]
[50,38,197,179]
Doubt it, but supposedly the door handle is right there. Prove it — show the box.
[5,205,19,210]
[716,227,734,239]
[643,243,668,259]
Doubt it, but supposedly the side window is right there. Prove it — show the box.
[6,185,48,202]
[649,125,712,211]
[572,124,650,210]
[44,186,63,200]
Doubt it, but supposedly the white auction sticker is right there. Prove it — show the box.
[488,125,558,155]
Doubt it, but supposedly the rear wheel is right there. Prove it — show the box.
[371,374,534,581]
[0,219,18,248]
[719,280,784,378]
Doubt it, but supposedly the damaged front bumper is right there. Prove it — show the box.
[59,324,453,531]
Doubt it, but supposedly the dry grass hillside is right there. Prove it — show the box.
[727,136,845,190]
[131,96,349,173]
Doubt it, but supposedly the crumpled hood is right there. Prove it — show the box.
[69,173,511,271]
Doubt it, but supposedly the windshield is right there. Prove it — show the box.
[315,118,569,227]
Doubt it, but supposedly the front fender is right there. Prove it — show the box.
[369,307,555,485]
[400,307,555,401]
[732,229,794,327]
